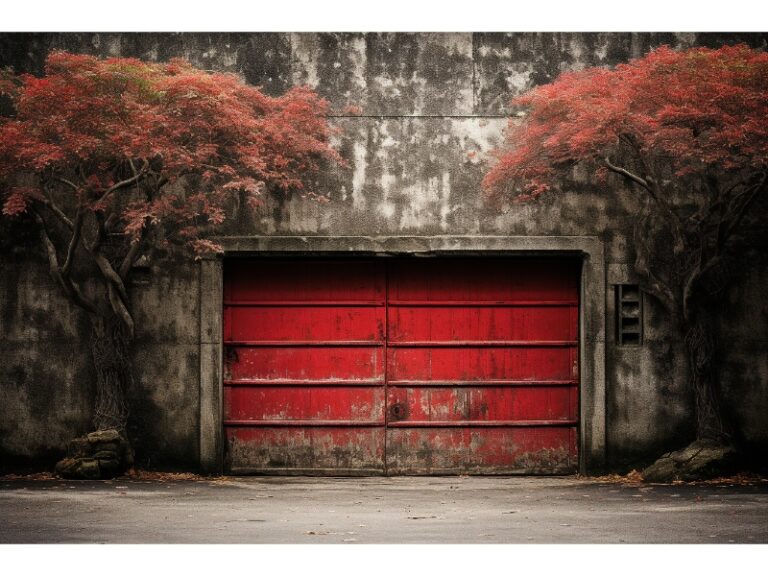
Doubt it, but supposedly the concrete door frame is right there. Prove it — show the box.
[198,235,606,475]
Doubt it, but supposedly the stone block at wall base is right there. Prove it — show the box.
[54,429,133,480]
[642,439,738,482]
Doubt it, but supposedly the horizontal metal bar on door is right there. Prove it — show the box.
[224,419,385,427]
[386,380,578,387]
[387,341,578,347]
[224,300,385,307]
[224,341,384,347]
[387,420,578,428]
[223,379,577,387]
[223,340,576,347]
[224,379,385,386]
[387,300,578,307]
[223,301,577,308]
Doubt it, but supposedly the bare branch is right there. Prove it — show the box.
[40,183,74,229]
[83,212,131,304]
[97,159,149,203]
[34,210,61,271]
[88,210,107,254]
[610,141,688,258]
[604,157,652,192]
[107,283,134,339]
[55,177,80,192]
[633,209,676,310]
[723,172,767,242]
[119,233,146,280]
[616,134,667,198]
[90,250,130,304]
[678,176,766,321]
[32,210,98,314]
[629,143,665,202]
[85,225,135,335]
[61,209,84,277]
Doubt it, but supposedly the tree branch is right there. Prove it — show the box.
[119,232,146,280]
[633,208,676,311]
[32,210,98,315]
[107,282,134,339]
[83,212,131,304]
[40,183,74,229]
[88,210,107,254]
[621,135,667,204]
[83,219,135,335]
[723,172,767,243]
[604,157,652,193]
[89,249,130,305]
[616,136,683,244]
[55,177,80,193]
[678,174,766,322]
[97,159,149,203]
[61,209,84,277]
[612,139,689,259]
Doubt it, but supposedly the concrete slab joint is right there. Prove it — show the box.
[198,235,606,475]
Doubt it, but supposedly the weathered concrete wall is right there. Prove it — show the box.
[126,261,201,470]
[1,32,767,471]
[718,245,768,451]
[0,246,201,471]
[0,248,94,470]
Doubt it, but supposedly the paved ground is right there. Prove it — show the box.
[1,475,767,544]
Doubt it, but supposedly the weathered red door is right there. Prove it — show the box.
[223,257,579,475]
[223,260,387,474]
[385,258,579,474]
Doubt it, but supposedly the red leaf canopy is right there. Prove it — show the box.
[483,44,768,200]
[0,51,339,254]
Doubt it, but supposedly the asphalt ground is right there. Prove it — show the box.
[1,475,767,544]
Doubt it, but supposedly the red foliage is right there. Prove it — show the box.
[483,44,768,201]
[0,51,339,255]
[482,45,768,446]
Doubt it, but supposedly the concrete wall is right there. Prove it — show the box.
[0,244,202,471]
[1,32,767,472]
[0,247,94,469]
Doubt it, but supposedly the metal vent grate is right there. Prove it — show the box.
[616,284,643,346]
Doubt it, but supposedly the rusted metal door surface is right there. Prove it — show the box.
[223,260,386,474]
[223,257,579,475]
[386,258,579,474]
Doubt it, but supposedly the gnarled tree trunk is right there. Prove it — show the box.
[90,314,133,433]
[642,301,738,482]
[55,314,134,479]
[684,309,728,443]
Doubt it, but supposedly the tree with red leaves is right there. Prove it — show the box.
[484,44,768,478]
[0,52,338,471]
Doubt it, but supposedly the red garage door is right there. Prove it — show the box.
[223,258,579,475]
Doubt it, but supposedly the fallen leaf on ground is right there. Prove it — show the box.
[0,472,56,480]
[583,470,767,486]
[586,469,644,485]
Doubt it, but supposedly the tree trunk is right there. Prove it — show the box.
[642,306,737,482]
[55,314,135,478]
[90,314,133,432]
[684,308,729,443]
